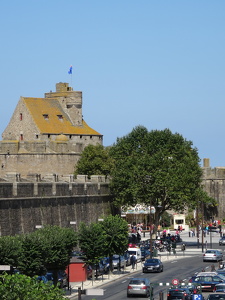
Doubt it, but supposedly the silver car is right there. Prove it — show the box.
[203,249,223,262]
[127,277,152,298]
[112,255,126,269]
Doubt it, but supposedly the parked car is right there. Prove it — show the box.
[142,258,163,273]
[190,272,225,292]
[167,288,192,300]
[203,249,223,262]
[219,236,225,246]
[127,277,152,298]
[100,257,111,274]
[214,283,225,292]
[124,252,131,266]
[37,270,68,288]
[58,270,68,288]
[207,293,225,300]
[127,247,142,262]
[112,255,126,269]
[217,269,225,277]
[88,262,106,278]
[141,248,151,261]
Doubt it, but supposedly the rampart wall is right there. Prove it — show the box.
[0,175,114,236]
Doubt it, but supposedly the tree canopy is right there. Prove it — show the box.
[74,144,113,178]
[109,126,213,223]
[18,225,77,286]
[0,273,66,300]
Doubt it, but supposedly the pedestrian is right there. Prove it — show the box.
[211,264,215,272]
[130,254,136,270]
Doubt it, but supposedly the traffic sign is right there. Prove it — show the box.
[172,279,179,285]
[193,295,203,300]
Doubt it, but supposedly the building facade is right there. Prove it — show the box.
[0,82,102,177]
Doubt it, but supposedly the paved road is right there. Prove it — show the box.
[66,229,224,299]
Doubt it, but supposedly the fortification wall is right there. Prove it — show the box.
[0,153,81,177]
[202,158,225,220]
[0,175,113,236]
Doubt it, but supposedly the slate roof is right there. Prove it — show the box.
[23,97,101,136]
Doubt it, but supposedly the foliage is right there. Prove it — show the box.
[78,215,128,272]
[74,144,114,178]
[102,215,129,258]
[0,235,22,268]
[0,273,66,300]
[109,126,212,226]
[18,225,77,286]
[78,222,107,266]
[159,211,171,227]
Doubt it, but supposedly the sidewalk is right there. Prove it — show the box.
[65,229,221,299]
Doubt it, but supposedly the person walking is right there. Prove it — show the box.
[130,254,137,270]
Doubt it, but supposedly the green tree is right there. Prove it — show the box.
[18,225,77,286]
[0,273,66,300]
[109,126,214,228]
[101,215,129,271]
[78,222,106,278]
[0,235,22,269]
[74,144,114,178]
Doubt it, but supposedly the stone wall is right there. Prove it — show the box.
[202,158,225,220]
[0,153,81,178]
[0,175,115,236]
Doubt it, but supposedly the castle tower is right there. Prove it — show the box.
[45,82,82,127]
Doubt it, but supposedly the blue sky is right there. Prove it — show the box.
[1,1,225,168]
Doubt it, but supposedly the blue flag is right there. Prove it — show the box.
[68,66,72,74]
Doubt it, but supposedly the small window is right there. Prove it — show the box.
[43,114,49,120]
[20,134,23,141]
[48,134,50,139]
[20,113,23,121]
[36,135,38,139]
[80,135,82,139]
[57,115,63,120]
[90,135,92,139]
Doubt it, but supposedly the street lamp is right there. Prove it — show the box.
[149,205,156,258]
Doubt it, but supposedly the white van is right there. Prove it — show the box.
[127,247,142,262]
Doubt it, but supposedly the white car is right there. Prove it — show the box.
[203,249,223,262]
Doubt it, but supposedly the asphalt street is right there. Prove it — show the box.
[66,229,224,299]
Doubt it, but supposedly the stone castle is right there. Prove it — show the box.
[0,83,225,236]
[0,82,102,178]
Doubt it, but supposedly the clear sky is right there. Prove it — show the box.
[1,1,225,168]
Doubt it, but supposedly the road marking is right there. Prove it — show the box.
[122,280,127,283]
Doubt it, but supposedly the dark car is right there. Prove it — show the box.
[127,277,152,298]
[219,236,225,246]
[167,288,192,300]
[191,272,225,292]
[38,270,68,288]
[214,283,225,293]
[58,270,68,288]
[142,258,163,273]
[141,249,151,261]
[207,293,225,300]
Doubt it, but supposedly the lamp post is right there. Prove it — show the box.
[149,205,155,258]
[196,203,200,249]
[201,200,204,253]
